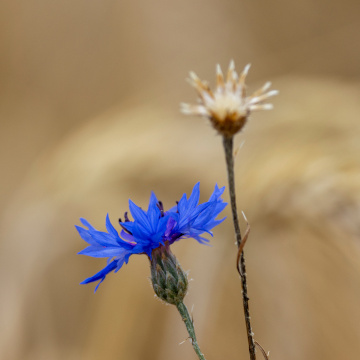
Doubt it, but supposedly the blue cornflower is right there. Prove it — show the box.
[76,182,227,291]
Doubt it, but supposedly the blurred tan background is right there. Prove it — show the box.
[1,1,360,360]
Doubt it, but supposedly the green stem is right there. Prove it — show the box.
[176,301,206,360]
[222,135,256,360]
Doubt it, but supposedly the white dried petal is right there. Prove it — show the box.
[182,61,278,136]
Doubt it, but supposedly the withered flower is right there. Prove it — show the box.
[181,61,278,137]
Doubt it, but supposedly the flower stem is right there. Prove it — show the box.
[222,135,256,360]
[176,301,206,360]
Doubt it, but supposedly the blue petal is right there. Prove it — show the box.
[129,200,151,229]
[176,183,200,221]
[120,221,135,234]
[171,183,227,242]
[208,184,225,201]
[80,218,96,230]
[147,192,161,233]
[76,219,119,247]
[80,260,118,292]
[191,202,224,228]
[187,182,200,210]
[105,214,119,237]
[78,246,128,258]
[120,229,135,243]
[192,235,212,245]
[164,216,177,238]
[177,193,188,214]
[75,225,99,246]
[178,202,212,230]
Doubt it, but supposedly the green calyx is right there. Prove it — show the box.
[150,243,188,305]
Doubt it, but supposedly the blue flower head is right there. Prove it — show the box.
[76,182,227,291]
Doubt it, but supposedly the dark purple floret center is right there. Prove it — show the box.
[157,201,164,217]
[119,211,132,234]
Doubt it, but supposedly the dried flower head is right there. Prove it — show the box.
[181,61,278,137]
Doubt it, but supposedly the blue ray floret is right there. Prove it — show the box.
[76,182,227,291]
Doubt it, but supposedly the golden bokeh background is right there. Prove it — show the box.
[1,1,360,359]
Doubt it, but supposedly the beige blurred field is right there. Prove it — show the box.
[1,1,360,360]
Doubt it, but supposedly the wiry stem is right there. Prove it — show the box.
[176,302,206,360]
[222,136,256,360]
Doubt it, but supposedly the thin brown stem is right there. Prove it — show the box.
[222,135,256,360]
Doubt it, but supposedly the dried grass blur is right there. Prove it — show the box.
[1,1,360,360]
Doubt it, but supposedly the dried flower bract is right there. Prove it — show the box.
[181,61,278,137]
